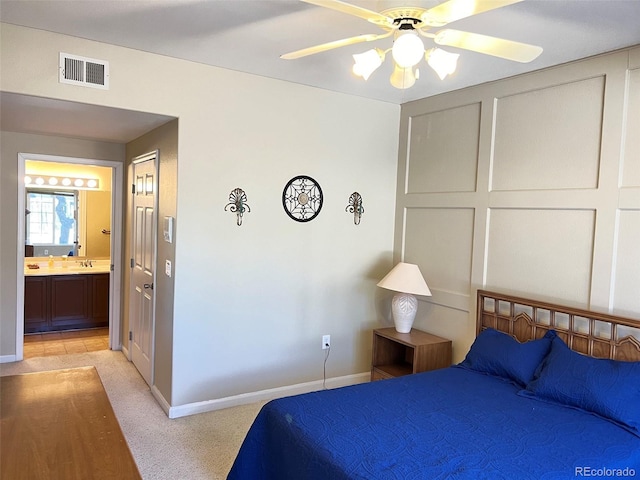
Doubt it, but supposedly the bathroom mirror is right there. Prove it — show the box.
[25,188,79,256]
[24,161,112,258]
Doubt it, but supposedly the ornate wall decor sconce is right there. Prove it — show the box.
[346,192,364,225]
[224,188,251,226]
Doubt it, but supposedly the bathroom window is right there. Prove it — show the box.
[26,191,78,246]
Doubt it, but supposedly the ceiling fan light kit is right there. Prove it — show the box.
[284,0,543,91]
[354,31,458,89]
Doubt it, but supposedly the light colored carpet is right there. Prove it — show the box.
[0,350,264,479]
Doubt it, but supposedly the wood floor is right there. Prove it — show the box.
[1,366,141,479]
[23,328,109,358]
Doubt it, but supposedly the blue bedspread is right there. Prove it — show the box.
[227,367,640,479]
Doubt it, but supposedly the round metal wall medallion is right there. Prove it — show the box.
[282,175,323,222]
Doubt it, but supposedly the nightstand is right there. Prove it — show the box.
[371,327,452,381]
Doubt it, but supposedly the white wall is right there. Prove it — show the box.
[395,46,640,362]
[0,24,400,408]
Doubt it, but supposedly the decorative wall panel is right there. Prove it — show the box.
[485,208,595,303]
[396,48,640,359]
[406,103,480,194]
[622,69,640,187]
[404,207,474,295]
[613,210,640,313]
[492,77,604,191]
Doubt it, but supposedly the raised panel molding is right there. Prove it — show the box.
[403,207,474,300]
[613,210,640,314]
[395,48,640,359]
[406,103,480,194]
[630,46,640,70]
[485,208,595,304]
[492,77,605,191]
[621,69,640,187]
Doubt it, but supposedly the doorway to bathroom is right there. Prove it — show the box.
[16,153,124,361]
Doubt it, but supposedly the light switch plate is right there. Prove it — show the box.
[163,216,173,243]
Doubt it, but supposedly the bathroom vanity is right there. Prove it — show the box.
[24,259,110,334]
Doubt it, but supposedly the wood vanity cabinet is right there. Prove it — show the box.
[24,276,49,333]
[24,274,109,333]
[91,273,110,326]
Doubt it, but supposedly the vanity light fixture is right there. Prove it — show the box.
[24,175,100,190]
[225,187,251,226]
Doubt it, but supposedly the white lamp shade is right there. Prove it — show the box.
[377,262,431,296]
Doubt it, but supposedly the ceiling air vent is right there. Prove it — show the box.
[59,53,109,90]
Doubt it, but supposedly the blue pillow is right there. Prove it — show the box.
[459,328,556,386]
[521,336,640,437]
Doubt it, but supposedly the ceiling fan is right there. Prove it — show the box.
[281,0,543,89]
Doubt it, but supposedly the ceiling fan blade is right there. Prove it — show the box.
[301,0,393,27]
[434,29,542,63]
[281,33,390,60]
[422,0,523,27]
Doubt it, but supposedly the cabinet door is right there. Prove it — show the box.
[50,275,90,329]
[24,277,50,333]
[91,274,110,328]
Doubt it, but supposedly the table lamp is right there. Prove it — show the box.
[377,262,431,333]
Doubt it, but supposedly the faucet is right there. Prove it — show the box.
[78,259,93,267]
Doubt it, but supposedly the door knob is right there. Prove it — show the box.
[143,283,154,290]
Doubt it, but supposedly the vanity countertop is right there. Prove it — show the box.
[24,257,111,276]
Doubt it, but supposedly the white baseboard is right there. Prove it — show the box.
[0,354,18,364]
[121,345,130,359]
[166,372,371,419]
[151,385,172,416]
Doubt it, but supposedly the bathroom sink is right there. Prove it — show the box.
[63,265,110,273]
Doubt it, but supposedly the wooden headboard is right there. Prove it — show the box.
[477,290,640,362]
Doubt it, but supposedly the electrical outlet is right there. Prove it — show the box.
[322,335,331,350]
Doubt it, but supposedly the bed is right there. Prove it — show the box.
[227,290,640,479]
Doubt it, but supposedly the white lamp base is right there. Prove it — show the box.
[391,292,418,333]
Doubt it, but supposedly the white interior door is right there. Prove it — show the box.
[130,152,157,385]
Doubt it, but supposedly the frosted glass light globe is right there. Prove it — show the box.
[392,32,424,68]
[352,49,384,80]
[389,64,416,89]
